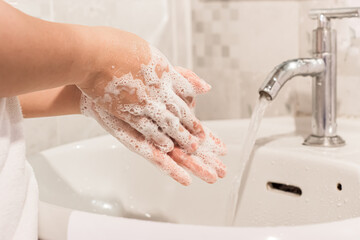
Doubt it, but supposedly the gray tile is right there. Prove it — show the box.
[212,9,221,20]
[222,45,230,57]
[211,34,221,44]
[205,45,213,56]
[195,22,204,32]
[196,56,205,68]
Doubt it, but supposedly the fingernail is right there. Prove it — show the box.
[179,176,192,186]
[184,136,200,154]
[195,124,206,140]
[155,141,174,153]
[200,78,212,90]
[217,165,227,178]
[203,168,218,184]
[215,160,227,178]
[191,142,198,152]
[203,81,212,91]
[193,121,204,135]
[220,143,227,155]
[195,78,212,94]
[198,131,206,140]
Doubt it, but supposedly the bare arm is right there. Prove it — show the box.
[18,85,81,118]
[0,0,94,97]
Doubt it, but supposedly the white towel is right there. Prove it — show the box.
[0,97,38,240]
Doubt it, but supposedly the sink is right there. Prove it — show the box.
[28,117,360,239]
[235,117,360,226]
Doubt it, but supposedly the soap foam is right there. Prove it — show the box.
[191,126,227,177]
[80,45,226,184]
[91,46,200,153]
[80,94,191,185]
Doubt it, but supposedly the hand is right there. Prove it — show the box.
[169,67,227,183]
[77,28,205,154]
[80,65,226,185]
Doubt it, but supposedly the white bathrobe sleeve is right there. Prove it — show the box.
[0,97,38,240]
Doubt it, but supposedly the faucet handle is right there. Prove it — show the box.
[309,7,360,20]
[309,7,360,28]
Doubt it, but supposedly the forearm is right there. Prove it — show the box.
[19,85,81,118]
[0,1,97,97]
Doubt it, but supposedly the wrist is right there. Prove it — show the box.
[74,26,151,92]
[68,25,103,87]
[73,26,119,95]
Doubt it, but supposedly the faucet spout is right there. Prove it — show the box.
[259,58,325,100]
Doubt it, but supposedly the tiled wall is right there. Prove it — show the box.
[192,0,360,120]
[192,0,300,120]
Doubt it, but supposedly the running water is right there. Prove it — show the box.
[226,96,270,225]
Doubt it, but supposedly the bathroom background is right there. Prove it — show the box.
[6,0,360,155]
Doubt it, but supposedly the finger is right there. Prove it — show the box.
[168,93,206,139]
[116,111,174,153]
[151,147,192,186]
[204,126,227,156]
[88,101,192,186]
[169,70,196,107]
[195,150,226,178]
[169,147,218,184]
[172,67,212,110]
[144,101,199,153]
[174,66,211,95]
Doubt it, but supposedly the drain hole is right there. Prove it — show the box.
[267,182,302,196]
[337,183,342,191]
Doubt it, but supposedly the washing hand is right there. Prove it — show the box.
[81,65,226,185]
[77,29,226,185]
[77,30,204,154]
[168,67,227,182]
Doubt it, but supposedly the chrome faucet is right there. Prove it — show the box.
[259,7,360,147]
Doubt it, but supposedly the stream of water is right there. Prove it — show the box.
[226,96,270,226]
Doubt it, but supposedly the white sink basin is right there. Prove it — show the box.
[28,117,360,239]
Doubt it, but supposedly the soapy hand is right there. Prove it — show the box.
[169,67,227,183]
[81,94,193,185]
[80,66,226,185]
[77,32,204,154]
[77,30,226,184]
